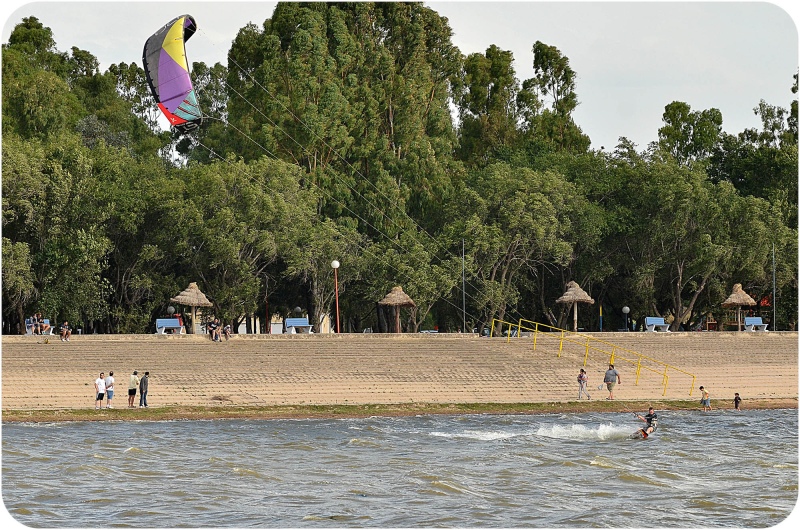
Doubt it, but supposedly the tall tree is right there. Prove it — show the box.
[656,101,723,165]
[456,45,519,165]
[517,41,590,153]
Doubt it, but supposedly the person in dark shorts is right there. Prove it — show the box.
[734,392,742,411]
[634,407,658,436]
[94,372,106,410]
[128,370,140,408]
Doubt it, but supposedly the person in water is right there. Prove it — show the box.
[634,407,658,436]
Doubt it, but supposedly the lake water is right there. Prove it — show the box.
[2,408,798,527]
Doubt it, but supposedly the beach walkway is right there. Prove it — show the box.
[2,331,797,411]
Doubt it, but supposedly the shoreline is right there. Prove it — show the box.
[4,333,797,419]
[3,397,796,423]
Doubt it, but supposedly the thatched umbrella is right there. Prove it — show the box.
[170,282,213,334]
[378,286,416,333]
[722,283,757,331]
[556,281,595,332]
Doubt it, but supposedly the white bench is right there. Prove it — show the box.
[645,317,671,332]
[285,317,313,334]
[25,318,53,335]
[155,318,185,334]
[744,316,768,332]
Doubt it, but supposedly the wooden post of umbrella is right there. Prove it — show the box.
[556,281,595,333]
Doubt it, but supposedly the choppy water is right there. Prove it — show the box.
[2,409,798,527]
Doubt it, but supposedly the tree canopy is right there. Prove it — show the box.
[3,4,797,335]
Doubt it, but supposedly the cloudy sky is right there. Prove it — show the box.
[2,1,798,151]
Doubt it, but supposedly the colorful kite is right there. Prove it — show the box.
[142,15,202,133]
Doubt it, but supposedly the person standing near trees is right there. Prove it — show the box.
[128,370,140,408]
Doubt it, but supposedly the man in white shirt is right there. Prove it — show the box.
[94,372,106,410]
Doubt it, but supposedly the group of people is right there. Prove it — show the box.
[29,313,73,341]
[94,369,149,409]
[576,363,622,401]
[207,318,232,342]
[575,367,742,437]
[29,313,51,335]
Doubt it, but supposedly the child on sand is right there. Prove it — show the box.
[734,392,742,411]
[699,386,711,412]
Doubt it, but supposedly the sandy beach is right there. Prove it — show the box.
[2,331,797,422]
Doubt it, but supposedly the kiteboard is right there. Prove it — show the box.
[630,428,648,440]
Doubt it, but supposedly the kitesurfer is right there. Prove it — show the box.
[634,407,658,436]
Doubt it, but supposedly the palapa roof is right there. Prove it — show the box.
[556,281,595,305]
[170,282,213,307]
[378,286,416,307]
[722,283,756,307]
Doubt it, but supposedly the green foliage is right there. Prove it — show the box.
[2,7,796,335]
[656,101,723,165]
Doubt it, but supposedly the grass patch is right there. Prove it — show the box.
[2,398,795,423]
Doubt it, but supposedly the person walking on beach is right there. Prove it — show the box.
[734,392,742,411]
[128,370,140,408]
[577,368,591,400]
[104,371,115,409]
[139,371,149,408]
[634,407,658,436]
[94,372,106,410]
[603,363,621,400]
[699,386,712,411]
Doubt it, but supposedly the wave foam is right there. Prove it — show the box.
[535,423,633,441]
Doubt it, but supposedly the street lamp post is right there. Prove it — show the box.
[331,260,340,333]
[622,306,630,332]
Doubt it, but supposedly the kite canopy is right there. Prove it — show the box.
[142,14,202,133]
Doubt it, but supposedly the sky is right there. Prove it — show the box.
[1,1,799,151]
